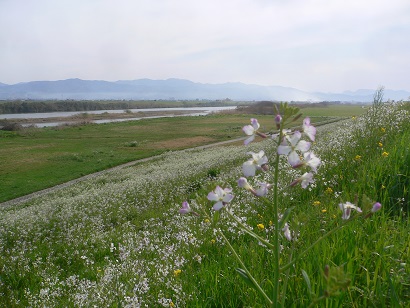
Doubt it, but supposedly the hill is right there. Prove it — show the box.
[0,78,409,102]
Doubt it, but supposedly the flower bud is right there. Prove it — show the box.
[371,202,382,213]
[275,114,282,129]
[238,177,260,196]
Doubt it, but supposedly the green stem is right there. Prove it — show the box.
[281,234,296,307]
[272,124,284,306]
[218,230,273,306]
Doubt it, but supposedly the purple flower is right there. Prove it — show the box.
[242,150,269,177]
[255,182,272,197]
[179,201,199,216]
[278,131,311,167]
[207,186,234,210]
[242,118,267,145]
[282,223,292,241]
[303,117,316,142]
[179,201,191,214]
[339,202,362,220]
[290,172,315,189]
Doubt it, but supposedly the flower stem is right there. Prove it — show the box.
[271,124,285,306]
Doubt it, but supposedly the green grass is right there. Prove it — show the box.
[300,104,367,117]
[0,113,335,203]
[0,102,408,306]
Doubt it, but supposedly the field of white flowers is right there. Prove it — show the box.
[0,101,409,307]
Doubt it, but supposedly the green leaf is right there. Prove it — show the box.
[213,210,220,225]
[278,207,294,229]
[236,268,257,291]
[301,269,312,295]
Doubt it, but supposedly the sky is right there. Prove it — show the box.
[1,0,409,92]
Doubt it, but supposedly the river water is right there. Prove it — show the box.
[0,106,237,127]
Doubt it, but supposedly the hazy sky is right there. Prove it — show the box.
[1,0,409,92]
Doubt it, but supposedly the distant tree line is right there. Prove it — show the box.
[0,100,238,114]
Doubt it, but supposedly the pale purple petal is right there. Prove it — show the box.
[244,135,255,145]
[287,131,302,146]
[304,126,316,142]
[212,201,224,211]
[242,125,255,136]
[303,118,316,142]
[278,142,291,155]
[288,151,302,167]
[303,117,311,126]
[342,207,351,220]
[243,161,256,177]
[296,140,311,153]
[304,152,321,172]
[300,172,314,189]
[223,193,234,203]
[282,223,292,241]
[250,118,260,130]
[207,191,219,201]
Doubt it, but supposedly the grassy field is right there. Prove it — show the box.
[0,102,409,307]
[0,106,346,203]
[299,103,367,117]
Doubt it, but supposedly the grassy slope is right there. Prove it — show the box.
[0,103,408,307]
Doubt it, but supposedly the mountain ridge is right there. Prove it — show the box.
[0,78,408,102]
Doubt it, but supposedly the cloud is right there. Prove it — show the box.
[0,0,409,91]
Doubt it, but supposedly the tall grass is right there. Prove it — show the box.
[0,102,408,307]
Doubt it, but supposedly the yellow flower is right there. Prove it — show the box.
[378,142,383,147]
[257,223,265,230]
[313,201,321,206]
[204,218,210,223]
[170,302,175,307]
[382,151,389,157]
[210,239,216,244]
[173,269,182,277]
[269,220,273,226]
[325,187,333,194]
[355,155,361,161]
[381,127,386,133]
[352,116,356,120]
[321,209,327,213]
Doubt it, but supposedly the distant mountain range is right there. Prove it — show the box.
[0,78,409,102]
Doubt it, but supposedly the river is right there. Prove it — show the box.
[0,106,237,127]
